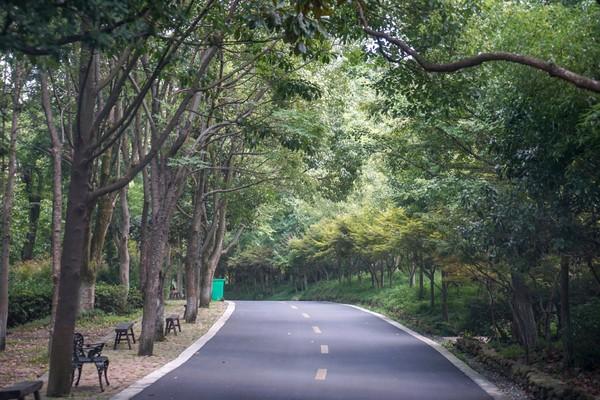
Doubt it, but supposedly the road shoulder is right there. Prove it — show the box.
[109,301,235,400]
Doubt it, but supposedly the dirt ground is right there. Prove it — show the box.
[0,300,228,399]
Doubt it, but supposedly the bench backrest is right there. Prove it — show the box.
[73,332,85,361]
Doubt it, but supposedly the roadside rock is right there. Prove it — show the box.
[455,338,599,400]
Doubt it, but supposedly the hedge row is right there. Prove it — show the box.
[8,281,144,327]
[8,279,52,327]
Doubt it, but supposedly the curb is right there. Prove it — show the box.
[110,300,236,400]
[344,304,505,400]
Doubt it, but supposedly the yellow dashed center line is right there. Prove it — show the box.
[312,326,322,334]
[320,345,329,354]
[302,312,310,319]
[315,368,328,381]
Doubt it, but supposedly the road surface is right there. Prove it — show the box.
[132,301,493,400]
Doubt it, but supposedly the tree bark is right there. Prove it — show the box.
[199,199,229,308]
[418,264,424,300]
[199,258,214,308]
[441,269,449,322]
[117,184,130,298]
[80,147,117,311]
[510,272,538,362]
[0,63,24,351]
[40,71,63,345]
[184,175,206,323]
[21,168,42,260]
[138,221,169,355]
[137,161,189,354]
[46,44,98,397]
[429,267,436,308]
[560,255,573,368]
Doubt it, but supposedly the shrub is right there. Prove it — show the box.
[8,279,52,326]
[495,343,525,360]
[95,283,143,315]
[572,298,600,369]
[8,260,53,327]
[462,296,511,337]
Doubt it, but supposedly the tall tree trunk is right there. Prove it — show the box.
[408,254,416,287]
[198,202,228,307]
[418,264,424,300]
[184,178,205,323]
[78,219,93,313]
[441,270,449,322]
[155,268,166,342]
[47,45,97,397]
[138,221,169,355]
[0,63,24,351]
[21,168,42,260]
[560,255,573,368]
[40,71,64,346]
[429,267,435,308]
[80,148,117,311]
[510,272,538,363]
[138,158,151,292]
[117,185,130,299]
[138,167,187,355]
[199,259,214,308]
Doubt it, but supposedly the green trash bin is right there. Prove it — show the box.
[212,278,225,301]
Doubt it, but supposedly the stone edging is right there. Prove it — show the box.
[110,300,236,400]
[345,304,505,400]
[456,338,599,400]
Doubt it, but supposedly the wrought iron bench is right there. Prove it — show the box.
[72,333,110,392]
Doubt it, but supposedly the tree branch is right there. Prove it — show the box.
[222,226,245,256]
[356,1,600,94]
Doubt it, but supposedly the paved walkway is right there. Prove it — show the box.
[132,301,494,400]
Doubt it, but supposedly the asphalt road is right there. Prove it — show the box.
[132,301,493,400]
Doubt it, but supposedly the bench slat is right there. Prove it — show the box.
[115,322,133,330]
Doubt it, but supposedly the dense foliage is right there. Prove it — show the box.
[223,0,600,373]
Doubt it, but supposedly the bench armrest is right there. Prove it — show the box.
[83,343,105,358]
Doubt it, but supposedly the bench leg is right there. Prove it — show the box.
[130,327,136,343]
[105,360,110,386]
[126,332,132,349]
[34,390,41,400]
[75,365,83,386]
[113,331,120,350]
[97,368,104,392]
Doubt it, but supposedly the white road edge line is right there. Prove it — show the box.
[345,304,504,400]
[290,305,298,310]
[315,368,327,381]
[111,301,236,400]
[320,344,329,354]
[302,312,310,318]
[312,326,322,334]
